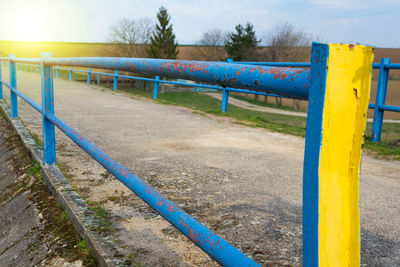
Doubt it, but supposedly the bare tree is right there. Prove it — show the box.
[108,17,154,57]
[262,22,312,62]
[196,29,227,61]
[262,22,313,108]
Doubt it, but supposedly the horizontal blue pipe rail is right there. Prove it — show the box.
[380,104,400,112]
[5,56,398,141]
[25,57,311,99]
[237,61,397,69]
[53,63,299,103]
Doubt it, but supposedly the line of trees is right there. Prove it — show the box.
[108,7,315,63]
[108,6,178,59]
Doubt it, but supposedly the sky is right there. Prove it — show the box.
[0,0,399,48]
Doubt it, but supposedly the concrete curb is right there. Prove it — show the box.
[0,100,126,267]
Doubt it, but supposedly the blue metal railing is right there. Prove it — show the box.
[0,55,314,267]
[0,43,379,266]
[11,57,399,142]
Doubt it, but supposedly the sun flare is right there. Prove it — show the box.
[12,4,47,41]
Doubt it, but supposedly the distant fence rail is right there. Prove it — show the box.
[0,43,376,266]
[10,56,399,142]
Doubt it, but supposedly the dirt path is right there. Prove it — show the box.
[206,92,400,123]
[2,68,399,266]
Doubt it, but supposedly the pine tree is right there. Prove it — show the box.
[225,22,259,61]
[148,7,178,59]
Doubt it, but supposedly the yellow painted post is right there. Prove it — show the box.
[303,43,374,266]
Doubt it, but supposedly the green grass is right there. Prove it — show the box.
[85,200,115,233]
[27,162,42,181]
[230,94,307,113]
[29,132,43,148]
[60,211,69,221]
[57,69,88,81]
[364,122,400,159]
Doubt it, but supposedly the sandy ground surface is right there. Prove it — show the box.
[1,68,399,266]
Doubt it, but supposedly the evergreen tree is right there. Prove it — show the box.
[148,7,178,59]
[225,22,260,61]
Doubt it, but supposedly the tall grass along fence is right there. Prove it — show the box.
[11,55,399,143]
[0,43,374,266]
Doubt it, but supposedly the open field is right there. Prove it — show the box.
[1,41,400,63]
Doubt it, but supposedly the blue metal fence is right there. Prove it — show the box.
[1,55,313,267]
[12,56,399,142]
[0,44,377,265]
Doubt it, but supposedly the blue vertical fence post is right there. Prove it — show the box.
[0,60,3,100]
[371,58,391,142]
[36,65,40,73]
[41,53,56,165]
[30,64,33,72]
[221,88,229,113]
[9,55,18,118]
[153,75,160,99]
[113,70,118,90]
[97,74,100,85]
[87,68,91,84]
[56,66,59,77]
[69,66,73,80]
[221,58,234,113]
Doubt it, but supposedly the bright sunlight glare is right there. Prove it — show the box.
[8,2,57,42]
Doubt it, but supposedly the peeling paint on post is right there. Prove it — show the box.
[97,74,100,85]
[41,52,56,165]
[113,70,118,90]
[221,87,229,113]
[153,75,160,99]
[87,68,91,84]
[9,54,18,118]
[69,66,73,80]
[303,43,373,266]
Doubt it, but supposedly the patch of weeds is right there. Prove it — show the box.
[77,238,90,256]
[128,248,146,266]
[30,132,43,148]
[56,162,69,179]
[85,201,115,233]
[77,238,97,266]
[56,202,62,208]
[28,162,42,182]
[60,211,69,221]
